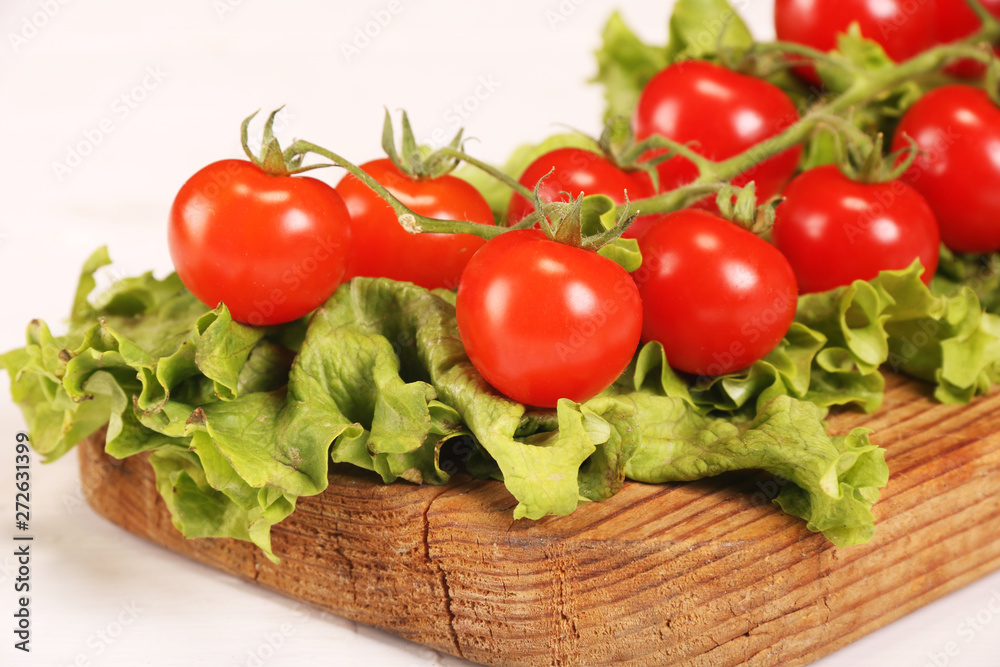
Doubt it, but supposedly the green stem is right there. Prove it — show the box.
[709,43,992,184]
[966,0,1000,38]
[810,113,876,155]
[286,38,998,244]
[613,42,992,218]
[753,40,857,73]
[286,140,505,240]
[620,136,714,170]
[618,183,729,217]
[436,147,535,200]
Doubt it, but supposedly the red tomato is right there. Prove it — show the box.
[506,147,658,238]
[934,0,1000,78]
[335,158,495,290]
[892,85,1000,253]
[772,165,940,294]
[774,0,937,86]
[634,211,798,376]
[168,159,351,326]
[633,61,802,204]
[456,230,642,408]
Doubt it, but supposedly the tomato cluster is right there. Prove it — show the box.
[167,0,1000,409]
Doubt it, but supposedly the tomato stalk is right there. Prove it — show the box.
[380,109,466,180]
[751,40,860,77]
[288,136,636,252]
[618,135,715,173]
[240,109,329,177]
[263,28,1000,250]
[435,146,536,202]
[617,39,999,220]
[966,0,1000,37]
[285,139,507,241]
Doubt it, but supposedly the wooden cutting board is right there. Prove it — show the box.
[77,371,1000,666]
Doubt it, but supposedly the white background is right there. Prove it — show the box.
[1,0,999,665]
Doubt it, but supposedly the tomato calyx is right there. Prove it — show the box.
[539,189,635,250]
[505,176,643,272]
[815,117,920,184]
[619,129,714,184]
[590,116,663,190]
[380,109,464,180]
[713,183,775,236]
[239,107,328,178]
[847,132,921,184]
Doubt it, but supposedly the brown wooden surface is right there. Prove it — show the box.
[78,372,1000,666]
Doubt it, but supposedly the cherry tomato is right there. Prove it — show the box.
[456,230,642,408]
[335,158,495,290]
[506,147,660,238]
[772,165,940,294]
[633,61,802,204]
[168,159,351,326]
[892,85,1000,253]
[634,211,798,376]
[774,0,937,86]
[934,0,1000,78]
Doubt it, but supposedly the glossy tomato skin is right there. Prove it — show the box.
[456,230,642,408]
[935,0,1000,77]
[168,159,351,326]
[633,61,802,204]
[507,147,657,238]
[774,0,936,86]
[772,165,940,294]
[634,211,798,376]
[892,85,1000,253]
[335,158,495,290]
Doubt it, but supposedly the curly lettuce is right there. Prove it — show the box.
[5,243,1000,555]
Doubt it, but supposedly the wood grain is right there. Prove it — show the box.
[78,372,1000,666]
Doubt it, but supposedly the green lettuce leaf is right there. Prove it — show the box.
[797,261,1000,405]
[663,0,754,65]
[16,249,999,555]
[933,247,1000,315]
[591,1,753,123]
[592,11,668,122]
[1,248,345,561]
[618,391,885,547]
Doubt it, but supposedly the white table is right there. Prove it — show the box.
[1,1,999,664]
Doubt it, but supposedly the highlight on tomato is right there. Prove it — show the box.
[633,209,798,377]
[632,60,802,205]
[772,165,940,294]
[774,0,936,86]
[456,223,642,409]
[893,85,1000,254]
[168,111,351,326]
